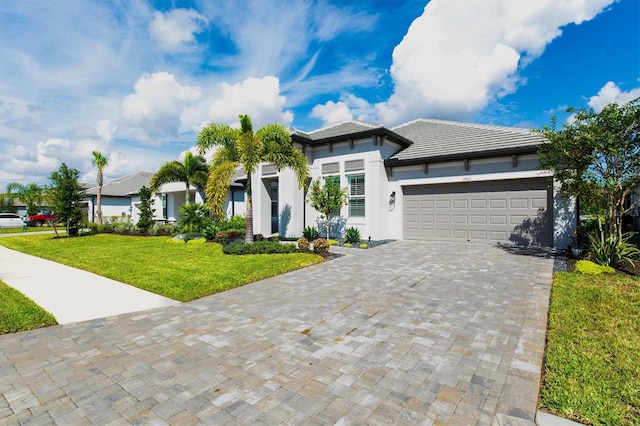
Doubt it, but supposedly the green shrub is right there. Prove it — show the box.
[302,226,320,241]
[214,230,243,245]
[203,224,221,240]
[313,238,329,254]
[575,260,615,275]
[223,240,296,255]
[151,223,178,236]
[359,243,368,249]
[224,215,246,230]
[297,237,310,251]
[328,239,338,246]
[343,242,352,247]
[186,238,206,244]
[344,227,361,244]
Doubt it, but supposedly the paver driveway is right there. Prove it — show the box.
[0,241,553,425]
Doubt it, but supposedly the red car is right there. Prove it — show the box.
[26,210,58,226]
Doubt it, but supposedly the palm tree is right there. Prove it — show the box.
[6,182,44,215]
[196,114,309,243]
[92,151,109,225]
[149,151,209,205]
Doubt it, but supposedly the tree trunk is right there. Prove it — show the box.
[245,176,254,244]
[96,187,103,225]
[185,183,191,205]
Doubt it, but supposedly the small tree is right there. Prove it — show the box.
[307,177,348,239]
[0,193,18,213]
[47,163,86,236]
[136,186,155,234]
[537,98,640,242]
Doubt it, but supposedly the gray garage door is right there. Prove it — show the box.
[403,178,552,246]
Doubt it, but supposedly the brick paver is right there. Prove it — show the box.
[0,241,553,425]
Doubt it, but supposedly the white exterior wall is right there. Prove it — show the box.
[158,182,205,222]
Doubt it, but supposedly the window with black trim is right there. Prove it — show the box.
[348,174,365,217]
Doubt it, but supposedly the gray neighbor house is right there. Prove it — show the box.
[87,117,580,248]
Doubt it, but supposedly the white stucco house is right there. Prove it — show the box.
[245,118,576,248]
[88,118,577,248]
[86,171,246,225]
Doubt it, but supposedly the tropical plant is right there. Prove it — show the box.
[344,227,361,244]
[307,177,348,239]
[150,151,209,204]
[136,186,155,234]
[196,114,309,243]
[178,202,212,233]
[574,260,615,275]
[6,182,44,215]
[46,163,86,236]
[92,151,109,225]
[302,226,320,241]
[588,231,640,267]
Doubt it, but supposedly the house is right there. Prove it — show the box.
[86,172,161,223]
[244,118,576,248]
[86,171,245,225]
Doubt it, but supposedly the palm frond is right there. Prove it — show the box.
[149,161,187,193]
[206,160,239,221]
[196,123,241,155]
[238,132,263,176]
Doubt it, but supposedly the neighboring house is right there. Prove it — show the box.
[245,118,576,248]
[86,172,162,224]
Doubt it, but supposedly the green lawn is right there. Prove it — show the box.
[0,226,54,234]
[0,279,57,334]
[540,271,640,425]
[0,234,323,302]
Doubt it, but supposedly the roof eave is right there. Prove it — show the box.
[293,128,413,148]
[384,145,539,168]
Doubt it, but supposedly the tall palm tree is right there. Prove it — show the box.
[149,151,209,205]
[92,151,109,225]
[196,114,309,243]
[6,182,44,215]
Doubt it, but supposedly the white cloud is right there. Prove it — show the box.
[149,9,207,53]
[311,94,378,126]
[311,101,353,126]
[367,0,614,125]
[121,72,202,142]
[588,81,640,112]
[182,76,293,132]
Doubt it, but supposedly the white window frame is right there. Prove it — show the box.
[348,174,365,218]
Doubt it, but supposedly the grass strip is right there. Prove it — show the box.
[0,280,57,334]
[540,272,640,425]
[0,234,323,302]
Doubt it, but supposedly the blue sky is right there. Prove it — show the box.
[1,0,638,189]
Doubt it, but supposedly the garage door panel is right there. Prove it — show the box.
[470,215,486,224]
[403,178,551,246]
[489,199,507,209]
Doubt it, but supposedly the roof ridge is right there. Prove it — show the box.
[308,119,383,134]
[393,118,534,134]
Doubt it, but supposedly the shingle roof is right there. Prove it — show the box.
[306,120,383,140]
[389,118,544,162]
[86,172,154,197]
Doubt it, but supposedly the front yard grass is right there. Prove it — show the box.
[540,271,640,425]
[0,234,323,302]
[0,279,57,334]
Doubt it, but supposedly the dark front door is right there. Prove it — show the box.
[270,180,279,234]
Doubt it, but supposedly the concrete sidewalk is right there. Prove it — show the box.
[0,245,179,324]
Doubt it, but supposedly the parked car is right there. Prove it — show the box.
[0,212,26,229]
[26,210,58,226]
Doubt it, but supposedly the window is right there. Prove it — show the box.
[348,175,365,217]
